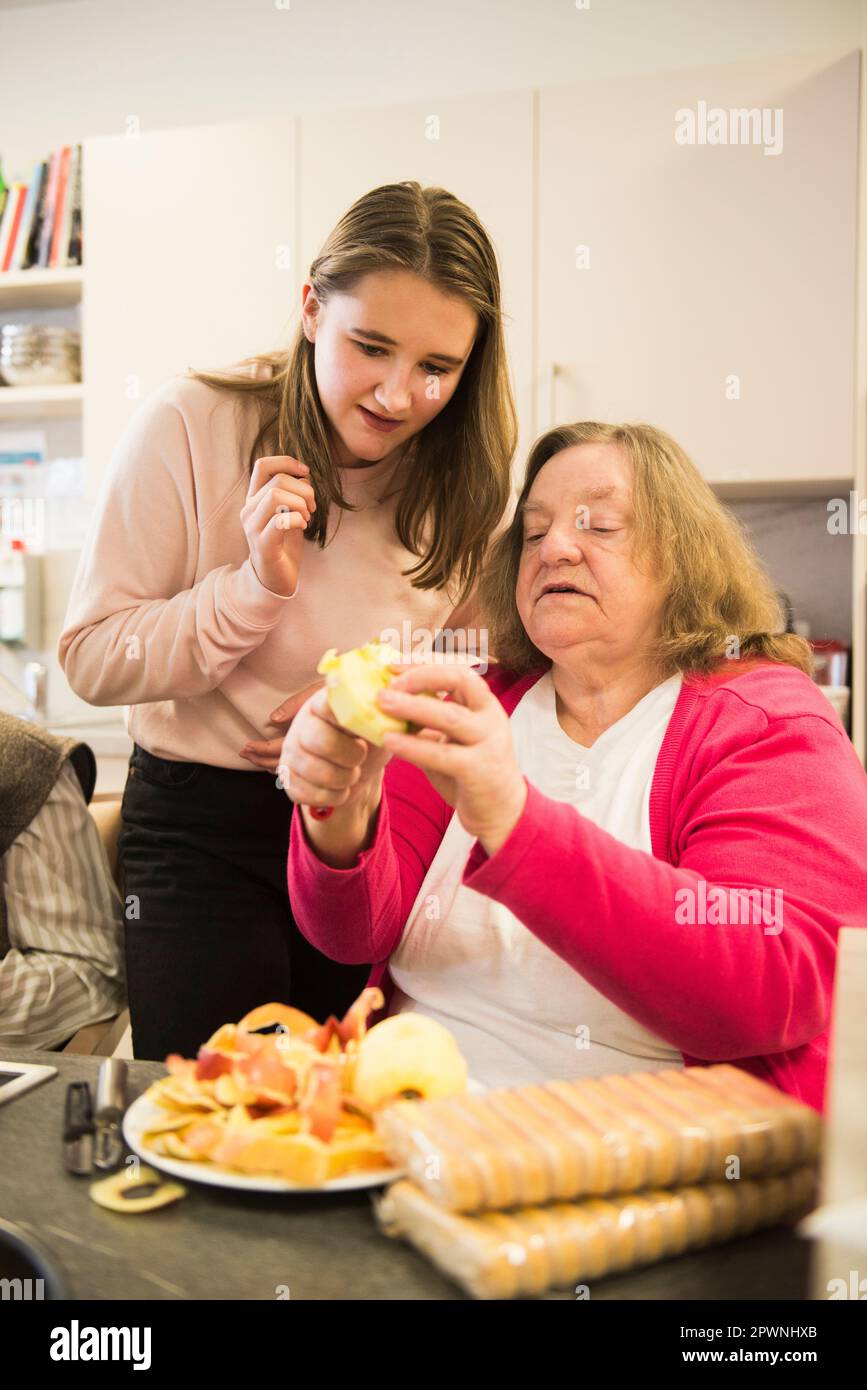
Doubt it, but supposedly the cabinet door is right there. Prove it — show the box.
[537,53,859,487]
[299,91,534,481]
[82,118,297,499]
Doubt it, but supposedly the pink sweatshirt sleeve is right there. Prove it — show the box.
[58,388,293,706]
[287,755,451,965]
[461,707,867,1062]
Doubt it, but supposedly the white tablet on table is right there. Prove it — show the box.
[0,1060,58,1106]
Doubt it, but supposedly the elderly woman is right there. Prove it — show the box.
[281,422,867,1112]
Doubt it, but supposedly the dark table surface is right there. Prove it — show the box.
[0,1048,816,1301]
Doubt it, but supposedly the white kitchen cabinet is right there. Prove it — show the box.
[536,53,860,489]
[298,90,535,481]
[81,117,298,501]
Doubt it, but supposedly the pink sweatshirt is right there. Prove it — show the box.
[58,362,496,768]
[288,658,867,1113]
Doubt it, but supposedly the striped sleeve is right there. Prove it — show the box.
[0,759,127,1049]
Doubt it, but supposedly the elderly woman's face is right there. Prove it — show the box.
[515,442,667,665]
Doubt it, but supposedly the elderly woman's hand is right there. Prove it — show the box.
[278,685,391,811]
[378,664,528,855]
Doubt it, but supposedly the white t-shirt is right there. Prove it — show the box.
[387,669,685,1090]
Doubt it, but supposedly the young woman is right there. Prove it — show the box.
[58,181,517,1060]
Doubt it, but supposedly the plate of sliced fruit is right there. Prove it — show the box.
[123,990,469,1193]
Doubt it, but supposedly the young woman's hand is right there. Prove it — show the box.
[241,455,316,597]
[278,686,392,812]
[376,663,528,856]
[239,678,326,771]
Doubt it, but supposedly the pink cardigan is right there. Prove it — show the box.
[288,659,867,1113]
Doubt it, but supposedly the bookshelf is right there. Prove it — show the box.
[0,264,83,420]
[0,266,83,310]
[0,382,83,421]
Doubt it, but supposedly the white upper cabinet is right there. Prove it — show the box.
[80,64,858,501]
[81,118,297,499]
[298,91,535,483]
[536,53,860,486]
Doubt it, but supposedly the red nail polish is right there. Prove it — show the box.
[310,805,335,820]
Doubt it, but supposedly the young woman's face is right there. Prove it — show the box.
[301,269,479,466]
[515,442,668,668]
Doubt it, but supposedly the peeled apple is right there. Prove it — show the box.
[317,641,410,746]
[351,1014,469,1109]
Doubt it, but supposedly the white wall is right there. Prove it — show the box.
[0,0,861,177]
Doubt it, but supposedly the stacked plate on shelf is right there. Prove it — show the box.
[0,324,81,387]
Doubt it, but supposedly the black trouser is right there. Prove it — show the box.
[119,743,370,1060]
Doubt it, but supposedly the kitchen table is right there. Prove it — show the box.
[0,1049,815,1301]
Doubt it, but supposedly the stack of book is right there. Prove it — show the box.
[373,1063,821,1298]
[0,144,83,273]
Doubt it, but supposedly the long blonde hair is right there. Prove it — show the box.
[480,421,814,678]
[187,181,517,605]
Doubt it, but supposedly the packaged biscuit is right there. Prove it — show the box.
[373,1063,822,1212]
[375,1164,818,1299]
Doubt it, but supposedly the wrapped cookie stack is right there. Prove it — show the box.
[372,1063,821,1299]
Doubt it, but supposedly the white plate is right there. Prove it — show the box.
[122,1093,403,1194]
